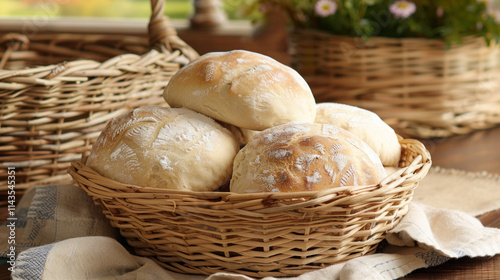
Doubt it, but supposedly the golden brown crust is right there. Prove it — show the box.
[230,122,387,193]
[163,50,316,130]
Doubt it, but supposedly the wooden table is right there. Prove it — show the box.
[1,126,500,279]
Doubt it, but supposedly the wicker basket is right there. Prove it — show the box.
[0,0,198,191]
[289,29,500,138]
[68,136,431,278]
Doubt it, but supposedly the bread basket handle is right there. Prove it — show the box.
[148,0,199,60]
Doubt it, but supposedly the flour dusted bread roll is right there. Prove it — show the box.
[163,50,316,130]
[220,122,261,146]
[230,122,387,193]
[86,106,239,191]
[315,103,401,166]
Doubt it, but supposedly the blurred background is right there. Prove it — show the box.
[0,0,251,20]
[2,0,500,20]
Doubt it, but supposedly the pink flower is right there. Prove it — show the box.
[436,7,444,18]
[389,1,417,19]
[315,0,337,17]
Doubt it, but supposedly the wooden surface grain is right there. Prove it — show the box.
[419,126,500,174]
[1,125,500,279]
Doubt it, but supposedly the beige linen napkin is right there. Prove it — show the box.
[18,236,191,280]
[412,167,500,216]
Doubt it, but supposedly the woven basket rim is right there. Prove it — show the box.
[291,27,490,46]
[0,0,199,72]
[68,137,432,207]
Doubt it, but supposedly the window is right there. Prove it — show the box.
[0,0,256,20]
[1,0,192,19]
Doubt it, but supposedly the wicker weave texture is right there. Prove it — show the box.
[289,29,500,138]
[68,137,431,278]
[0,0,198,190]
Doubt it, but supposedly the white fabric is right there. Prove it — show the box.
[42,237,190,280]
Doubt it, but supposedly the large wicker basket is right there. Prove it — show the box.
[68,136,431,278]
[0,0,198,191]
[289,29,500,138]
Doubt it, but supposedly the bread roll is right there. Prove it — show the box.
[220,122,261,147]
[163,50,316,130]
[86,106,239,191]
[230,122,387,193]
[315,103,401,166]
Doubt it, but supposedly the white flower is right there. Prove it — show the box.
[389,0,417,19]
[478,0,493,7]
[478,0,500,23]
[315,0,337,17]
[490,10,500,24]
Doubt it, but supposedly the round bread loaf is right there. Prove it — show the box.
[86,106,239,191]
[163,50,316,130]
[230,122,387,193]
[315,103,401,166]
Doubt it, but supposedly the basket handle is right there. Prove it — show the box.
[148,0,199,61]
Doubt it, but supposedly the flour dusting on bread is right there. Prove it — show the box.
[164,50,317,131]
[87,106,239,191]
[230,122,386,193]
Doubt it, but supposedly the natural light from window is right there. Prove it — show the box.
[0,0,250,20]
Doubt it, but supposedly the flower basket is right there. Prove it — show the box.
[0,0,198,191]
[68,136,431,278]
[289,28,500,138]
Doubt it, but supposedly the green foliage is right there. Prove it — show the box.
[239,0,500,45]
[1,0,192,19]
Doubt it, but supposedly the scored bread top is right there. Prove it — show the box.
[163,50,316,131]
[87,106,239,191]
[230,122,387,193]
